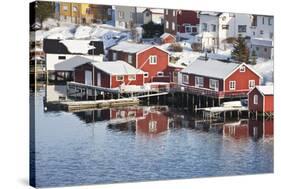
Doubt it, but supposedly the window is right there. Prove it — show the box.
[185,25,191,33]
[172,22,175,30]
[149,121,157,132]
[254,94,258,105]
[229,81,236,90]
[268,17,272,25]
[58,56,66,60]
[253,31,255,36]
[256,47,259,51]
[63,5,68,11]
[128,75,136,81]
[260,30,264,35]
[144,72,149,78]
[248,80,255,89]
[128,54,133,64]
[157,72,164,77]
[222,16,226,21]
[262,17,265,24]
[182,75,189,84]
[192,26,198,33]
[149,55,157,64]
[72,6,77,12]
[222,25,229,29]
[270,32,273,39]
[173,10,176,17]
[240,65,246,72]
[166,21,169,29]
[116,75,124,81]
[209,79,219,91]
[238,25,247,33]
[211,24,216,32]
[264,48,267,52]
[113,52,117,60]
[165,9,168,15]
[118,11,124,19]
[108,9,112,16]
[195,76,204,88]
[202,23,207,32]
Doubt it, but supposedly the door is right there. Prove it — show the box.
[97,72,101,87]
[85,70,93,86]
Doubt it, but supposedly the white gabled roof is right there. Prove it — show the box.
[181,59,240,79]
[110,41,169,54]
[199,11,222,17]
[149,8,164,14]
[59,40,93,54]
[256,85,273,95]
[92,61,144,75]
[251,38,273,48]
[54,56,93,71]
[160,33,175,39]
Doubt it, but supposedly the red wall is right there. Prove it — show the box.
[223,123,249,139]
[111,74,144,88]
[137,47,169,83]
[225,66,260,92]
[74,64,93,84]
[177,10,199,33]
[264,95,274,112]
[94,68,111,88]
[248,88,264,112]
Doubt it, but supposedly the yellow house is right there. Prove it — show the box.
[59,2,112,24]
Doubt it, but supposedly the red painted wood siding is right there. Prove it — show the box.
[264,95,274,112]
[94,67,110,88]
[248,88,264,112]
[111,74,144,88]
[162,35,176,44]
[223,123,249,139]
[74,64,93,84]
[137,47,169,83]
[177,10,199,33]
[108,50,137,67]
[225,66,260,92]
[182,73,224,91]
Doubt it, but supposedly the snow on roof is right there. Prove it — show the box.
[59,40,93,54]
[199,11,222,16]
[181,59,240,79]
[54,56,94,71]
[110,41,152,53]
[92,61,144,75]
[74,26,93,39]
[160,33,175,39]
[147,8,164,14]
[256,85,273,95]
[251,38,273,47]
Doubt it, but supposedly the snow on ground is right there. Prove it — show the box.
[250,58,274,85]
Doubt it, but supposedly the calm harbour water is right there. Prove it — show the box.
[32,90,273,188]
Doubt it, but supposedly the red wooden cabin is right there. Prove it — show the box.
[160,33,176,44]
[248,85,273,113]
[108,41,171,83]
[74,61,144,88]
[180,59,262,98]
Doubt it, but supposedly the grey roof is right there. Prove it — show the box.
[54,56,93,71]
[256,85,273,95]
[110,41,153,53]
[199,11,222,17]
[181,59,240,79]
[92,61,144,75]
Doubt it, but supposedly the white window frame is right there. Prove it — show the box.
[128,54,133,64]
[202,23,208,32]
[149,120,157,132]
[157,72,164,77]
[240,65,246,72]
[72,6,78,12]
[229,81,236,90]
[63,5,68,11]
[144,72,149,78]
[268,17,272,25]
[149,55,157,64]
[118,11,124,19]
[182,74,189,84]
[238,25,247,33]
[248,80,255,89]
[195,76,204,88]
[116,75,124,81]
[166,21,169,29]
[113,52,117,61]
[173,10,176,17]
[211,24,216,32]
[254,94,258,105]
[209,79,219,91]
[172,22,175,31]
[185,25,192,33]
[128,75,136,81]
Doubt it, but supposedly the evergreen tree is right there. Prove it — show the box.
[35,1,55,27]
[231,35,250,63]
[250,50,257,65]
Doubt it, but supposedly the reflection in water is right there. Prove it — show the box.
[33,89,274,188]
